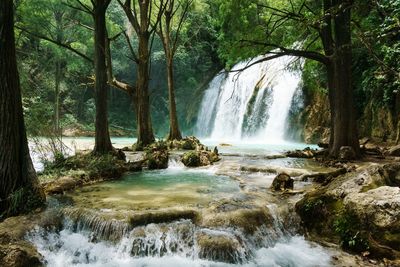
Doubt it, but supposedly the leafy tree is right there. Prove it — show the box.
[156,0,193,141]
[212,0,360,158]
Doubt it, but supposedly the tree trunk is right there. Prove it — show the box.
[92,2,113,154]
[54,60,61,136]
[0,0,45,218]
[166,57,182,141]
[135,33,155,149]
[329,0,360,157]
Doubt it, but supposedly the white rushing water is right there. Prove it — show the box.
[196,56,301,143]
[29,218,332,267]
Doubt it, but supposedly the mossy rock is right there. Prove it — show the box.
[271,173,294,191]
[167,136,201,150]
[181,150,220,167]
[182,151,201,167]
[144,141,169,170]
[196,231,248,264]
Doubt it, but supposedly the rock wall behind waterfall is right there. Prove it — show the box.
[286,89,330,144]
[287,86,400,144]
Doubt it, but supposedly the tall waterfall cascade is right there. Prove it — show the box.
[196,56,302,143]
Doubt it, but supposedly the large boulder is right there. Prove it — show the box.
[271,173,294,191]
[344,186,400,230]
[296,164,400,259]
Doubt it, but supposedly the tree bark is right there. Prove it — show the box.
[166,58,182,140]
[92,0,113,154]
[54,60,62,136]
[329,0,360,157]
[136,31,155,149]
[158,2,183,141]
[0,0,45,218]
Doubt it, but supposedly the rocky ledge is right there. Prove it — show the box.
[296,162,400,262]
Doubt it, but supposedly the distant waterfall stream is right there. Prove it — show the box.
[196,56,301,143]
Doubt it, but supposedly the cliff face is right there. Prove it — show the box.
[288,88,400,144]
[286,89,330,144]
[359,101,398,143]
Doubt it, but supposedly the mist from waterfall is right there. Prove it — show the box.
[196,56,301,143]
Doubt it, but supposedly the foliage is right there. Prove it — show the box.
[16,0,221,138]
[334,212,370,252]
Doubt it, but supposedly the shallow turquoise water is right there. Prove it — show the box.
[68,168,241,210]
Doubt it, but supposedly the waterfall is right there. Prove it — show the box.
[196,56,301,143]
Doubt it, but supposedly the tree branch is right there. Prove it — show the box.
[17,26,93,63]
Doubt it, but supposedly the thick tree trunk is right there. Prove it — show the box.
[135,33,155,149]
[329,0,360,157]
[166,58,182,141]
[0,0,45,218]
[92,2,113,154]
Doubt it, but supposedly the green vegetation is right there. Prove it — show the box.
[334,212,370,252]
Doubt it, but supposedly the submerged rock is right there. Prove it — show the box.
[271,173,294,191]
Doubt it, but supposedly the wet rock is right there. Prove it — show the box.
[0,215,45,267]
[129,209,200,227]
[0,243,43,267]
[168,136,202,150]
[286,147,316,158]
[219,143,232,147]
[44,175,83,194]
[203,208,272,234]
[181,150,220,167]
[196,231,248,264]
[239,165,309,177]
[145,142,169,170]
[387,144,400,156]
[296,164,400,259]
[181,151,201,167]
[339,146,356,160]
[301,168,347,184]
[271,173,294,191]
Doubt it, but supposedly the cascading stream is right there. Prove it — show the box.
[28,205,333,267]
[196,56,301,143]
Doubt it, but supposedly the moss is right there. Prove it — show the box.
[144,141,169,170]
[296,192,345,241]
[333,211,370,253]
[1,187,45,219]
[182,151,201,167]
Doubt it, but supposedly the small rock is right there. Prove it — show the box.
[271,173,294,191]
